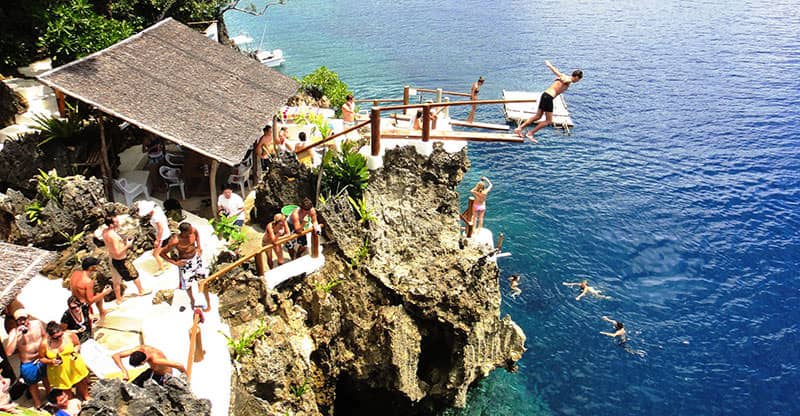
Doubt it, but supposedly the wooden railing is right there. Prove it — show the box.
[197,225,323,296]
[186,310,202,382]
[294,120,370,154]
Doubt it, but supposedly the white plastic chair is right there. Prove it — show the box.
[227,165,251,198]
[113,178,149,206]
[159,165,186,200]
[165,152,185,167]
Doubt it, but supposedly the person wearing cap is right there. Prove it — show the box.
[217,184,246,227]
[466,76,485,123]
[137,201,172,274]
[69,257,112,320]
[3,309,48,409]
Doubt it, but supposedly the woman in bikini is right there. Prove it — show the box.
[466,76,484,123]
[470,176,493,230]
[263,213,291,268]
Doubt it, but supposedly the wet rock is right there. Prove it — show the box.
[0,81,27,129]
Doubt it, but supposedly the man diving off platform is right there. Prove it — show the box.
[514,60,582,142]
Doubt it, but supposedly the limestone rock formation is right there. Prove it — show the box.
[81,378,211,416]
[227,143,525,415]
[0,81,27,128]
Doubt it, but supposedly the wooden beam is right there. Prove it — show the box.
[186,311,202,383]
[422,104,431,142]
[209,160,219,217]
[460,197,475,238]
[55,89,66,117]
[403,85,410,106]
[97,117,114,202]
[449,119,510,131]
[370,107,381,156]
[311,231,320,258]
[380,128,524,143]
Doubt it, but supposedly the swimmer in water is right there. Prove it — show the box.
[508,274,522,298]
[562,280,611,301]
[600,316,628,344]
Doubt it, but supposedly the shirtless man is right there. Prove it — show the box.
[255,124,274,170]
[342,94,356,126]
[262,213,291,268]
[137,200,171,274]
[160,222,209,310]
[514,61,583,142]
[112,344,186,387]
[466,76,484,123]
[563,280,611,301]
[289,197,320,258]
[102,215,147,304]
[278,127,290,152]
[3,309,49,409]
[69,257,112,319]
[600,316,628,344]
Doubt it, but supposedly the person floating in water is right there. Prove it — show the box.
[600,316,628,344]
[562,280,611,301]
[508,274,522,298]
[514,60,583,143]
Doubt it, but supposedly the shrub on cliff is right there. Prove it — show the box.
[320,140,368,200]
[297,67,352,114]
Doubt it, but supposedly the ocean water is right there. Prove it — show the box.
[226,1,800,414]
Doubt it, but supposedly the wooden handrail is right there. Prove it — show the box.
[414,87,471,98]
[379,98,537,112]
[354,98,404,103]
[186,311,202,382]
[294,120,371,154]
[198,225,323,293]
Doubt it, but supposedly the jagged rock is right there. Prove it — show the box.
[81,378,211,416]
[152,289,174,305]
[252,151,315,226]
[0,81,27,129]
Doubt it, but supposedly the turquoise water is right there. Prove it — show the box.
[227,1,800,414]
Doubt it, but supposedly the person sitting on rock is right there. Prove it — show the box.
[160,222,210,310]
[112,345,186,387]
[262,213,291,268]
[68,257,112,320]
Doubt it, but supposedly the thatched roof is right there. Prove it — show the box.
[0,242,56,310]
[37,18,299,166]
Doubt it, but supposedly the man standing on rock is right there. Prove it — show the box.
[137,200,172,275]
[102,215,148,304]
[3,309,49,409]
[69,257,112,319]
[160,222,210,310]
[112,344,186,387]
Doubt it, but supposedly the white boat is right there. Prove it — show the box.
[230,34,285,68]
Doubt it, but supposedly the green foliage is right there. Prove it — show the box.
[221,319,269,362]
[35,169,64,204]
[25,201,44,225]
[347,195,376,225]
[350,238,370,269]
[321,140,369,200]
[38,0,134,65]
[210,214,245,251]
[289,379,310,398]
[294,111,332,139]
[58,231,85,247]
[31,108,84,147]
[314,277,343,293]
[297,67,351,114]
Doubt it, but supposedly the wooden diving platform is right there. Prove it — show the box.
[380,127,524,143]
[502,90,573,128]
[449,119,510,131]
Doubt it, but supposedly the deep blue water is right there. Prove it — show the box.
[227,1,800,414]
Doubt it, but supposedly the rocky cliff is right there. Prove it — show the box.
[221,143,525,415]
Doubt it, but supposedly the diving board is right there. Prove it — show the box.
[263,252,326,289]
[502,90,573,127]
[381,128,524,143]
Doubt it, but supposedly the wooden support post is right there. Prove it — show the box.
[403,85,410,106]
[422,104,431,142]
[460,197,476,239]
[436,88,443,103]
[272,115,279,154]
[370,107,381,156]
[186,311,202,383]
[55,90,66,117]
[97,117,114,202]
[496,232,505,251]
[255,252,266,276]
[253,141,262,185]
[444,97,450,118]
[311,231,320,258]
[373,100,379,107]
[209,160,219,217]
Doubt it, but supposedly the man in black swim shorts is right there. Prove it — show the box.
[514,60,583,143]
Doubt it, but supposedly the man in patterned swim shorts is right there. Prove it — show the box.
[160,222,209,309]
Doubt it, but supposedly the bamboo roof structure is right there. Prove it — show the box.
[0,242,56,310]
[37,18,299,166]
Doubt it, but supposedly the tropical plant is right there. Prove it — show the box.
[31,109,84,147]
[296,67,351,114]
[34,169,64,203]
[295,111,333,140]
[221,319,269,362]
[314,277,344,293]
[321,140,369,200]
[25,201,44,225]
[289,379,310,398]
[210,214,245,250]
[347,195,376,225]
[350,238,370,269]
[38,0,135,65]
[58,231,85,247]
